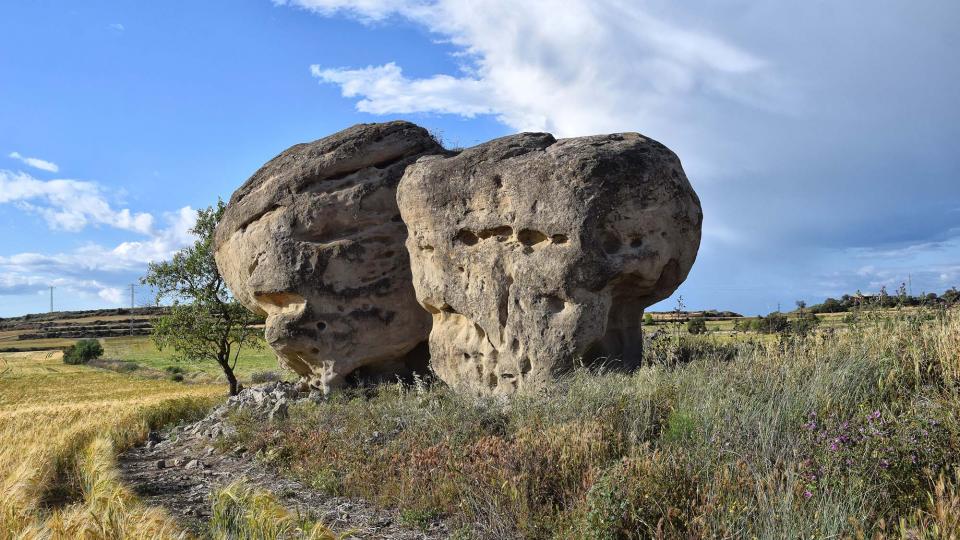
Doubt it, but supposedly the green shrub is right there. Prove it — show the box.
[63,339,104,365]
[755,312,789,333]
[581,451,698,539]
[686,317,707,334]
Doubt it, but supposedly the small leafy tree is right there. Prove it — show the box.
[142,201,262,395]
[756,312,790,334]
[686,317,707,335]
[63,339,103,365]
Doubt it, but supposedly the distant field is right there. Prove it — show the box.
[0,307,283,382]
[100,335,283,380]
[0,350,222,536]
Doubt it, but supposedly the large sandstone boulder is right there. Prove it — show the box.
[398,132,701,396]
[214,121,444,391]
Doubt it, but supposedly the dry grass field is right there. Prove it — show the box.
[2,308,958,538]
[226,308,960,538]
[0,350,221,539]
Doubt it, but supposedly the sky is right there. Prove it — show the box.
[0,1,957,317]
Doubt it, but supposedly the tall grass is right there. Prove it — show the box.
[0,350,221,539]
[208,481,338,540]
[228,308,960,538]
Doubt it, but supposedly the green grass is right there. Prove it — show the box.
[224,308,960,539]
[100,335,283,381]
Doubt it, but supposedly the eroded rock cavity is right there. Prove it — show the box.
[214,122,444,391]
[398,132,702,396]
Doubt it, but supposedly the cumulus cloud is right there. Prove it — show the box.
[286,0,960,311]
[0,170,154,234]
[301,0,770,140]
[0,207,196,275]
[8,151,59,173]
[98,287,125,304]
[0,206,197,306]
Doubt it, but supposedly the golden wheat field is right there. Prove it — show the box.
[0,350,222,539]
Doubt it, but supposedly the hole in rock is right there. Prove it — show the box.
[630,238,643,248]
[543,295,565,314]
[478,225,513,240]
[454,230,479,246]
[601,233,621,254]
[551,234,569,244]
[310,347,320,354]
[316,321,327,331]
[517,229,549,246]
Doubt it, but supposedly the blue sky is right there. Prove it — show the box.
[0,1,957,317]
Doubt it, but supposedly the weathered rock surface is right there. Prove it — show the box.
[214,122,444,391]
[398,132,701,396]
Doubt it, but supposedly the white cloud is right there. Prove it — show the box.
[109,23,125,31]
[0,206,197,306]
[98,287,124,304]
[0,170,154,234]
[8,151,59,173]
[0,207,196,275]
[298,0,772,141]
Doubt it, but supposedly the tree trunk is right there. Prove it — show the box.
[218,349,240,396]
[225,365,240,396]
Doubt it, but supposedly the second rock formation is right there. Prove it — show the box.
[398,132,702,396]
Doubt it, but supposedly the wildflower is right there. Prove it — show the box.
[803,490,813,499]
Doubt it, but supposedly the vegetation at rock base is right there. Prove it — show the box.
[142,201,263,396]
[224,307,960,539]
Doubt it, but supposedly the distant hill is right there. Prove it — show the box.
[0,307,167,350]
[646,309,743,321]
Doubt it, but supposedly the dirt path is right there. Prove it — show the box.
[118,397,451,539]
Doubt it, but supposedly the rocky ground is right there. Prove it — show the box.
[118,382,450,539]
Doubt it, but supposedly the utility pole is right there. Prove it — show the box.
[130,284,136,336]
[908,274,913,297]
[49,286,54,313]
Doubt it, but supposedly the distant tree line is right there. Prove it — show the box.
[808,285,960,314]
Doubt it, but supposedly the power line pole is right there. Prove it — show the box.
[130,284,136,336]
[49,286,54,313]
